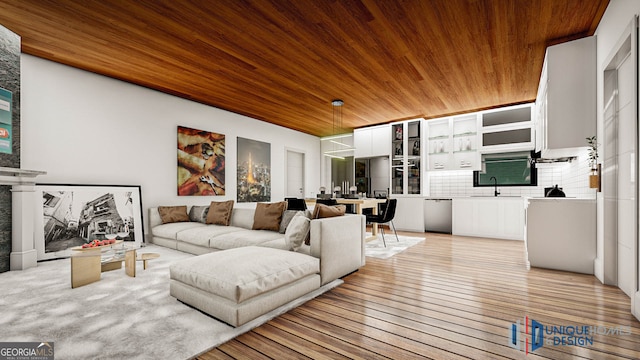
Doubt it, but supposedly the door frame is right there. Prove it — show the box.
[284,147,306,199]
[602,16,639,319]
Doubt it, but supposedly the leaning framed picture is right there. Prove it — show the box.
[34,184,144,261]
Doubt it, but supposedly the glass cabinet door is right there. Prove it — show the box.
[390,120,422,195]
[407,120,421,194]
[391,123,404,194]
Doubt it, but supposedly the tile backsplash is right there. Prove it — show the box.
[427,148,596,199]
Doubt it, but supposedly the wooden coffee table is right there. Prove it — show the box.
[70,241,136,288]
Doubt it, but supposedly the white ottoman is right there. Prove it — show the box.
[169,246,321,327]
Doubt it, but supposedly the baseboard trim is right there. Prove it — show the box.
[594,257,604,283]
[633,291,640,321]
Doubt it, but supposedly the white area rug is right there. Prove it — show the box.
[365,233,425,259]
[0,244,342,360]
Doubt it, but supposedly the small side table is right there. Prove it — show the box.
[137,253,160,270]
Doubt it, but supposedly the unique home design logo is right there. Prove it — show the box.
[0,342,54,360]
[509,316,631,355]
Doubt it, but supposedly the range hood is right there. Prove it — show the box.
[531,151,576,164]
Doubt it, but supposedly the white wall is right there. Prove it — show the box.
[20,55,321,234]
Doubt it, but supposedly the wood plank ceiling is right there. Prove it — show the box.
[0,0,609,137]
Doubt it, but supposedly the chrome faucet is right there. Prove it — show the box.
[490,176,500,197]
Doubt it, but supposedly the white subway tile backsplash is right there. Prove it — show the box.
[428,148,596,199]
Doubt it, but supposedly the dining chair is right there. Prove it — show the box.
[365,198,399,247]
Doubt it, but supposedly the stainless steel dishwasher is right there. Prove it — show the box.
[424,198,452,233]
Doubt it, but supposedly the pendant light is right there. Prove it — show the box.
[322,99,354,159]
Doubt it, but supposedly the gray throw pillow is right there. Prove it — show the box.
[279,210,302,234]
[188,205,209,223]
[285,213,311,251]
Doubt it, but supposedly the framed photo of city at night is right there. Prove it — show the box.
[237,137,271,202]
[33,184,144,261]
[177,126,225,196]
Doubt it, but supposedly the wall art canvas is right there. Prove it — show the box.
[34,184,144,260]
[237,137,271,202]
[177,126,225,196]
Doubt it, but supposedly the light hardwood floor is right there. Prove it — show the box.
[198,231,640,359]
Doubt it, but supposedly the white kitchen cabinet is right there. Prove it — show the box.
[480,104,534,154]
[354,124,391,158]
[391,196,425,232]
[391,119,423,195]
[426,114,480,171]
[452,197,525,240]
[535,36,596,158]
[426,118,452,170]
[452,114,481,169]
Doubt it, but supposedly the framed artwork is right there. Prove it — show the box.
[177,126,225,196]
[34,184,144,261]
[237,137,271,202]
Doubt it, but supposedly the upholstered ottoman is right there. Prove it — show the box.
[169,246,321,327]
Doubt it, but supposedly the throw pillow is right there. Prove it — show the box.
[279,210,301,234]
[312,203,347,219]
[285,212,311,251]
[188,205,209,223]
[205,200,235,226]
[158,206,190,224]
[253,201,287,231]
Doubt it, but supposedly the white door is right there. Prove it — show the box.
[286,150,305,198]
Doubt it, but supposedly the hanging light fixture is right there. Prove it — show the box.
[322,99,354,159]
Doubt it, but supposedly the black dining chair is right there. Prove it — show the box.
[365,198,399,247]
[285,197,308,211]
[315,198,338,206]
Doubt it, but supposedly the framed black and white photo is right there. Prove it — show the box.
[34,184,144,261]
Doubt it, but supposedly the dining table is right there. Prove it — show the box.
[305,197,387,241]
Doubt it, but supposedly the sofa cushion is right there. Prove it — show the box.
[285,213,310,251]
[253,201,287,231]
[312,203,346,219]
[206,200,234,225]
[169,246,319,303]
[188,205,209,223]
[279,210,301,234]
[152,222,206,240]
[158,206,190,224]
[176,225,246,247]
[230,208,255,229]
[209,229,285,250]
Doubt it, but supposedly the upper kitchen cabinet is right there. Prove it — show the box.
[427,114,481,170]
[452,114,481,169]
[536,36,596,158]
[480,104,534,154]
[391,119,423,195]
[426,118,452,170]
[353,124,391,158]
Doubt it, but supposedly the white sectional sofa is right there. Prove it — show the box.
[148,206,366,286]
[148,205,366,326]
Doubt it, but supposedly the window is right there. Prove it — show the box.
[473,151,537,187]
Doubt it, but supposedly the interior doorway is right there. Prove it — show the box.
[285,149,305,198]
[602,17,638,316]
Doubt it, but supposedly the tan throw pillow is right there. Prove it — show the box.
[253,201,287,231]
[206,200,235,226]
[312,203,346,219]
[158,206,190,224]
[285,212,311,251]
